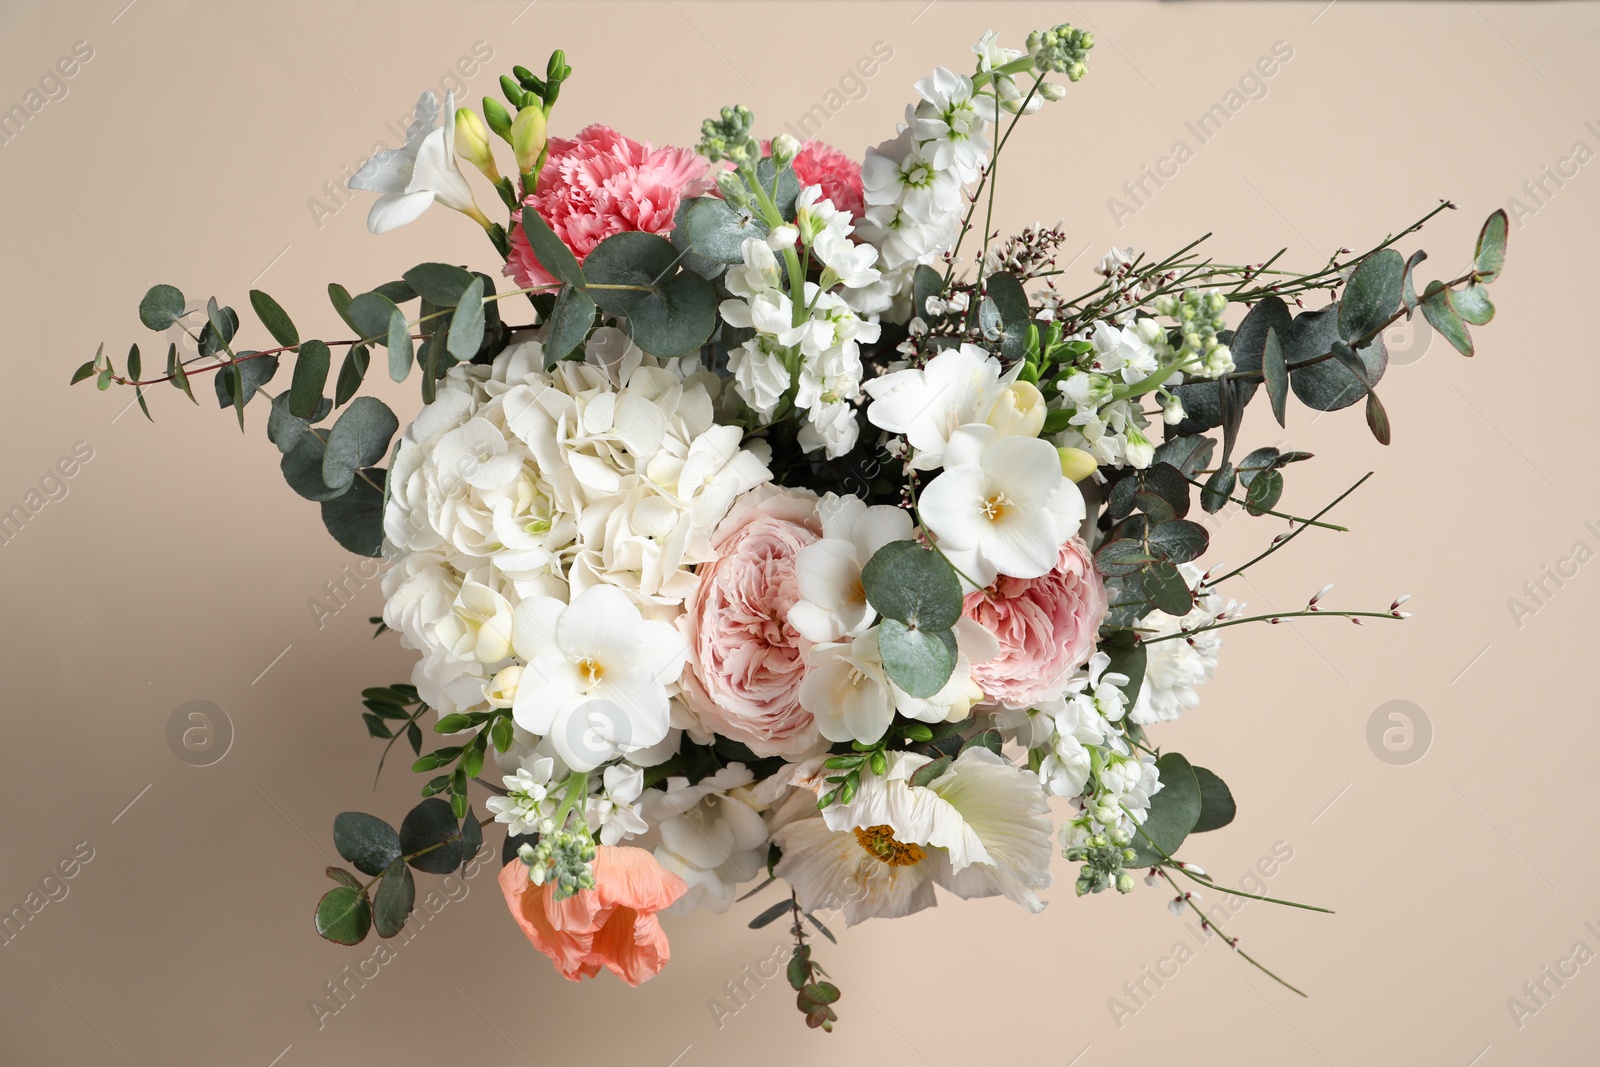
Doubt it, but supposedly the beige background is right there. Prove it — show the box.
[1,1,1594,1063]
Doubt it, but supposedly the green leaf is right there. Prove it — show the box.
[677,196,767,264]
[200,299,239,357]
[1244,469,1284,514]
[1402,249,1428,311]
[167,343,195,403]
[1125,752,1202,867]
[373,859,415,938]
[545,284,596,362]
[249,289,299,347]
[321,472,385,558]
[348,292,398,344]
[332,812,402,877]
[399,798,464,875]
[70,358,97,385]
[908,755,953,788]
[457,804,483,871]
[371,279,417,305]
[1420,283,1473,356]
[447,276,487,360]
[1287,305,1385,412]
[267,392,330,454]
[1099,630,1146,706]
[322,396,398,492]
[212,353,279,409]
[1151,434,1214,479]
[1200,462,1235,514]
[134,385,152,422]
[490,716,514,753]
[1474,208,1508,283]
[1364,393,1391,447]
[1449,283,1494,326]
[336,344,369,405]
[289,339,330,418]
[1148,519,1209,564]
[328,283,359,334]
[963,728,1003,756]
[1337,248,1403,342]
[1262,327,1288,427]
[387,309,413,381]
[859,540,963,631]
[402,263,475,306]
[521,211,585,288]
[984,271,1032,362]
[126,344,141,383]
[314,886,372,946]
[1094,538,1156,578]
[1145,562,1193,616]
[281,435,345,501]
[1190,766,1237,833]
[582,232,717,358]
[138,284,185,330]
[362,712,393,738]
[803,981,841,1005]
[787,953,809,990]
[755,157,802,220]
[748,899,791,929]
[325,866,363,890]
[876,619,958,699]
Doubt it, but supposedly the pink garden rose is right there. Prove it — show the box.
[679,485,823,757]
[499,847,687,986]
[962,538,1108,709]
[504,124,712,289]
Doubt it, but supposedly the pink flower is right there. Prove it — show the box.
[504,124,712,290]
[679,485,823,757]
[498,847,688,986]
[962,538,1108,709]
[791,140,865,220]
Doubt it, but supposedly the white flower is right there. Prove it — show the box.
[432,581,516,664]
[587,763,649,845]
[1089,321,1160,384]
[775,747,1055,924]
[485,756,558,837]
[863,344,1019,471]
[348,90,485,233]
[909,68,992,182]
[790,494,915,643]
[799,623,989,744]
[726,335,792,420]
[861,130,963,223]
[510,585,687,771]
[647,764,769,914]
[973,30,1044,116]
[917,424,1086,587]
[1096,246,1137,276]
[1129,570,1229,725]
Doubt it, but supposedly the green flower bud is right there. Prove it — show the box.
[483,97,513,141]
[511,105,548,177]
[455,108,502,183]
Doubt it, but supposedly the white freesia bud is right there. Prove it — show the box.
[766,223,799,250]
[483,665,523,709]
[984,380,1048,439]
[1057,446,1098,482]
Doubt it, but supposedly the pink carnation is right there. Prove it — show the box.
[962,538,1108,709]
[679,485,823,758]
[791,140,865,220]
[504,124,712,290]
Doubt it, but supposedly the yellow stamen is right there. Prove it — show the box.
[854,825,926,867]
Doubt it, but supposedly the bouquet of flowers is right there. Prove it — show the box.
[74,22,1509,1030]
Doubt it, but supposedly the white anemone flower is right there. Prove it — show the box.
[917,424,1085,587]
[348,90,489,233]
[774,747,1054,924]
[510,584,686,771]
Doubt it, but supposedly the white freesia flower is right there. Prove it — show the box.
[917,425,1086,587]
[774,747,1054,924]
[863,344,1024,471]
[790,494,915,643]
[510,585,687,771]
[348,90,487,233]
[647,764,769,914]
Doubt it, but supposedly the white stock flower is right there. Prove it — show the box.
[917,425,1086,587]
[485,756,558,836]
[348,91,485,233]
[587,763,649,845]
[1129,570,1230,725]
[909,68,992,181]
[510,585,687,771]
[727,335,791,420]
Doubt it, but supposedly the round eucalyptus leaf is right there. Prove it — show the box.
[1125,752,1202,867]
[1190,766,1237,833]
[582,232,717,357]
[399,798,464,875]
[860,540,963,631]
[373,859,415,939]
[877,620,957,700]
[322,396,398,491]
[314,886,372,946]
[321,471,385,557]
[139,284,186,331]
[1288,305,1387,412]
[332,812,402,877]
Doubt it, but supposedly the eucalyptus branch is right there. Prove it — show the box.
[357,814,496,895]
